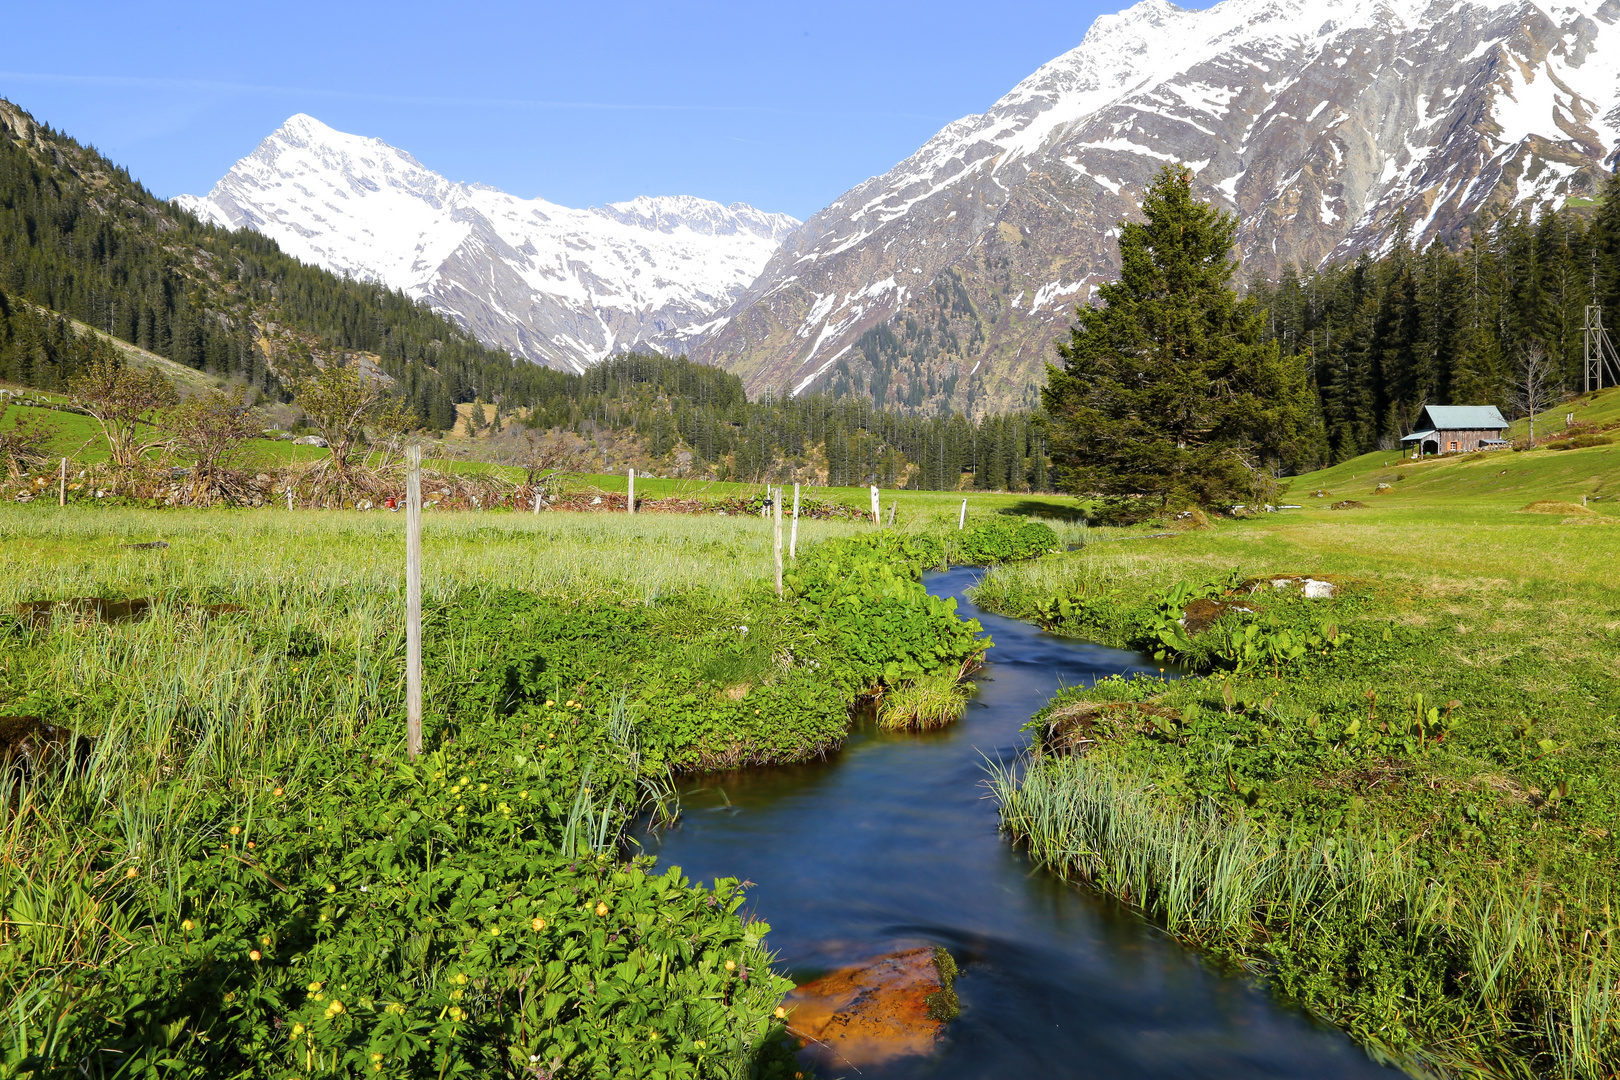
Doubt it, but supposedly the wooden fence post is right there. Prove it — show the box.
[887,501,896,526]
[406,444,423,759]
[790,483,800,561]
[773,485,784,599]
[59,457,66,507]
[870,485,880,525]
[627,467,635,514]
[959,499,967,530]
[287,485,294,512]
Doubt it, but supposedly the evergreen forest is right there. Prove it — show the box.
[1251,177,1620,464]
[5,94,1620,488]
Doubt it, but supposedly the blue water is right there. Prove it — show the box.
[634,566,1401,1079]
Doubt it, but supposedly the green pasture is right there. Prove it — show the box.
[973,433,1620,1076]
[0,505,1008,1078]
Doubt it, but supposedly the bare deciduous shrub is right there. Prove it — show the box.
[172,386,259,502]
[68,354,178,468]
[0,406,57,478]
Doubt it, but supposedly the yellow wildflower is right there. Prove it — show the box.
[532,917,546,931]
[595,902,609,917]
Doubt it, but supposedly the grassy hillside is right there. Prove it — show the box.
[1280,387,1620,514]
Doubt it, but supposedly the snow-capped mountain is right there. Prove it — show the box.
[695,0,1620,413]
[176,115,799,372]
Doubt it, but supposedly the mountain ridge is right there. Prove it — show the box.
[176,114,799,375]
[693,0,1620,414]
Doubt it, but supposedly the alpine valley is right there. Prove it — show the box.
[179,0,1620,415]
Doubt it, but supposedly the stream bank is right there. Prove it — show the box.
[636,566,1399,1078]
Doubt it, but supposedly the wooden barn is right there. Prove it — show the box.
[1399,405,1510,456]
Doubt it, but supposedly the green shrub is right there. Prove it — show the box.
[787,533,986,692]
[3,719,799,1079]
[951,517,1061,564]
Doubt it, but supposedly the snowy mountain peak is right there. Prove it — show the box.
[176,116,799,373]
[696,0,1620,412]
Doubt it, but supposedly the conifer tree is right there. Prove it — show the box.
[1043,165,1314,507]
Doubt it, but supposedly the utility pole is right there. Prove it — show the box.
[1584,305,1620,392]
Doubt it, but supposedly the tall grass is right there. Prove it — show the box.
[0,504,856,1076]
[989,755,1620,1078]
[0,504,870,607]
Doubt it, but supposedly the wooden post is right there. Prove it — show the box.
[959,500,967,530]
[533,488,541,514]
[887,501,896,527]
[773,485,784,599]
[406,444,423,759]
[761,486,769,519]
[58,457,66,507]
[790,483,800,561]
[870,485,880,525]
[287,484,294,511]
[627,467,635,514]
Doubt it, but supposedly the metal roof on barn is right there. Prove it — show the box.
[1413,405,1508,431]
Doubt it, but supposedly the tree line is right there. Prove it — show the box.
[510,352,1053,490]
[1250,175,1620,464]
[0,102,1055,493]
[1043,166,1620,509]
[0,101,563,414]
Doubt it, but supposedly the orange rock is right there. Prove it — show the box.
[783,947,952,1068]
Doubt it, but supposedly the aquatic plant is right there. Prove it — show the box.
[878,671,975,730]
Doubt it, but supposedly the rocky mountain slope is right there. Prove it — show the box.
[177,115,799,373]
[695,0,1620,414]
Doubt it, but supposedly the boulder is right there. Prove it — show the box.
[784,947,957,1069]
[291,435,329,447]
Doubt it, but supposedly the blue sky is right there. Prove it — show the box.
[6,1,1132,220]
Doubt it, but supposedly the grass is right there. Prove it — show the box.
[0,504,871,607]
[969,396,1620,1076]
[877,671,974,730]
[0,502,1009,1076]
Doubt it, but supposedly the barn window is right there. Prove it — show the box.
[1448,441,1458,452]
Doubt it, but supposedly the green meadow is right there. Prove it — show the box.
[974,404,1620,1077]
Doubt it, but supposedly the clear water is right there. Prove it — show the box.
[634,566,1401,1078]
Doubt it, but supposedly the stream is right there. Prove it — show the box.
[634,566,1401,1078]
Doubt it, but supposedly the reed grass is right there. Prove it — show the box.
[877,672,974,730]
[990,754,1620,1077]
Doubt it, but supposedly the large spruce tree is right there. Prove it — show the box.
[1043,165,1315,506]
